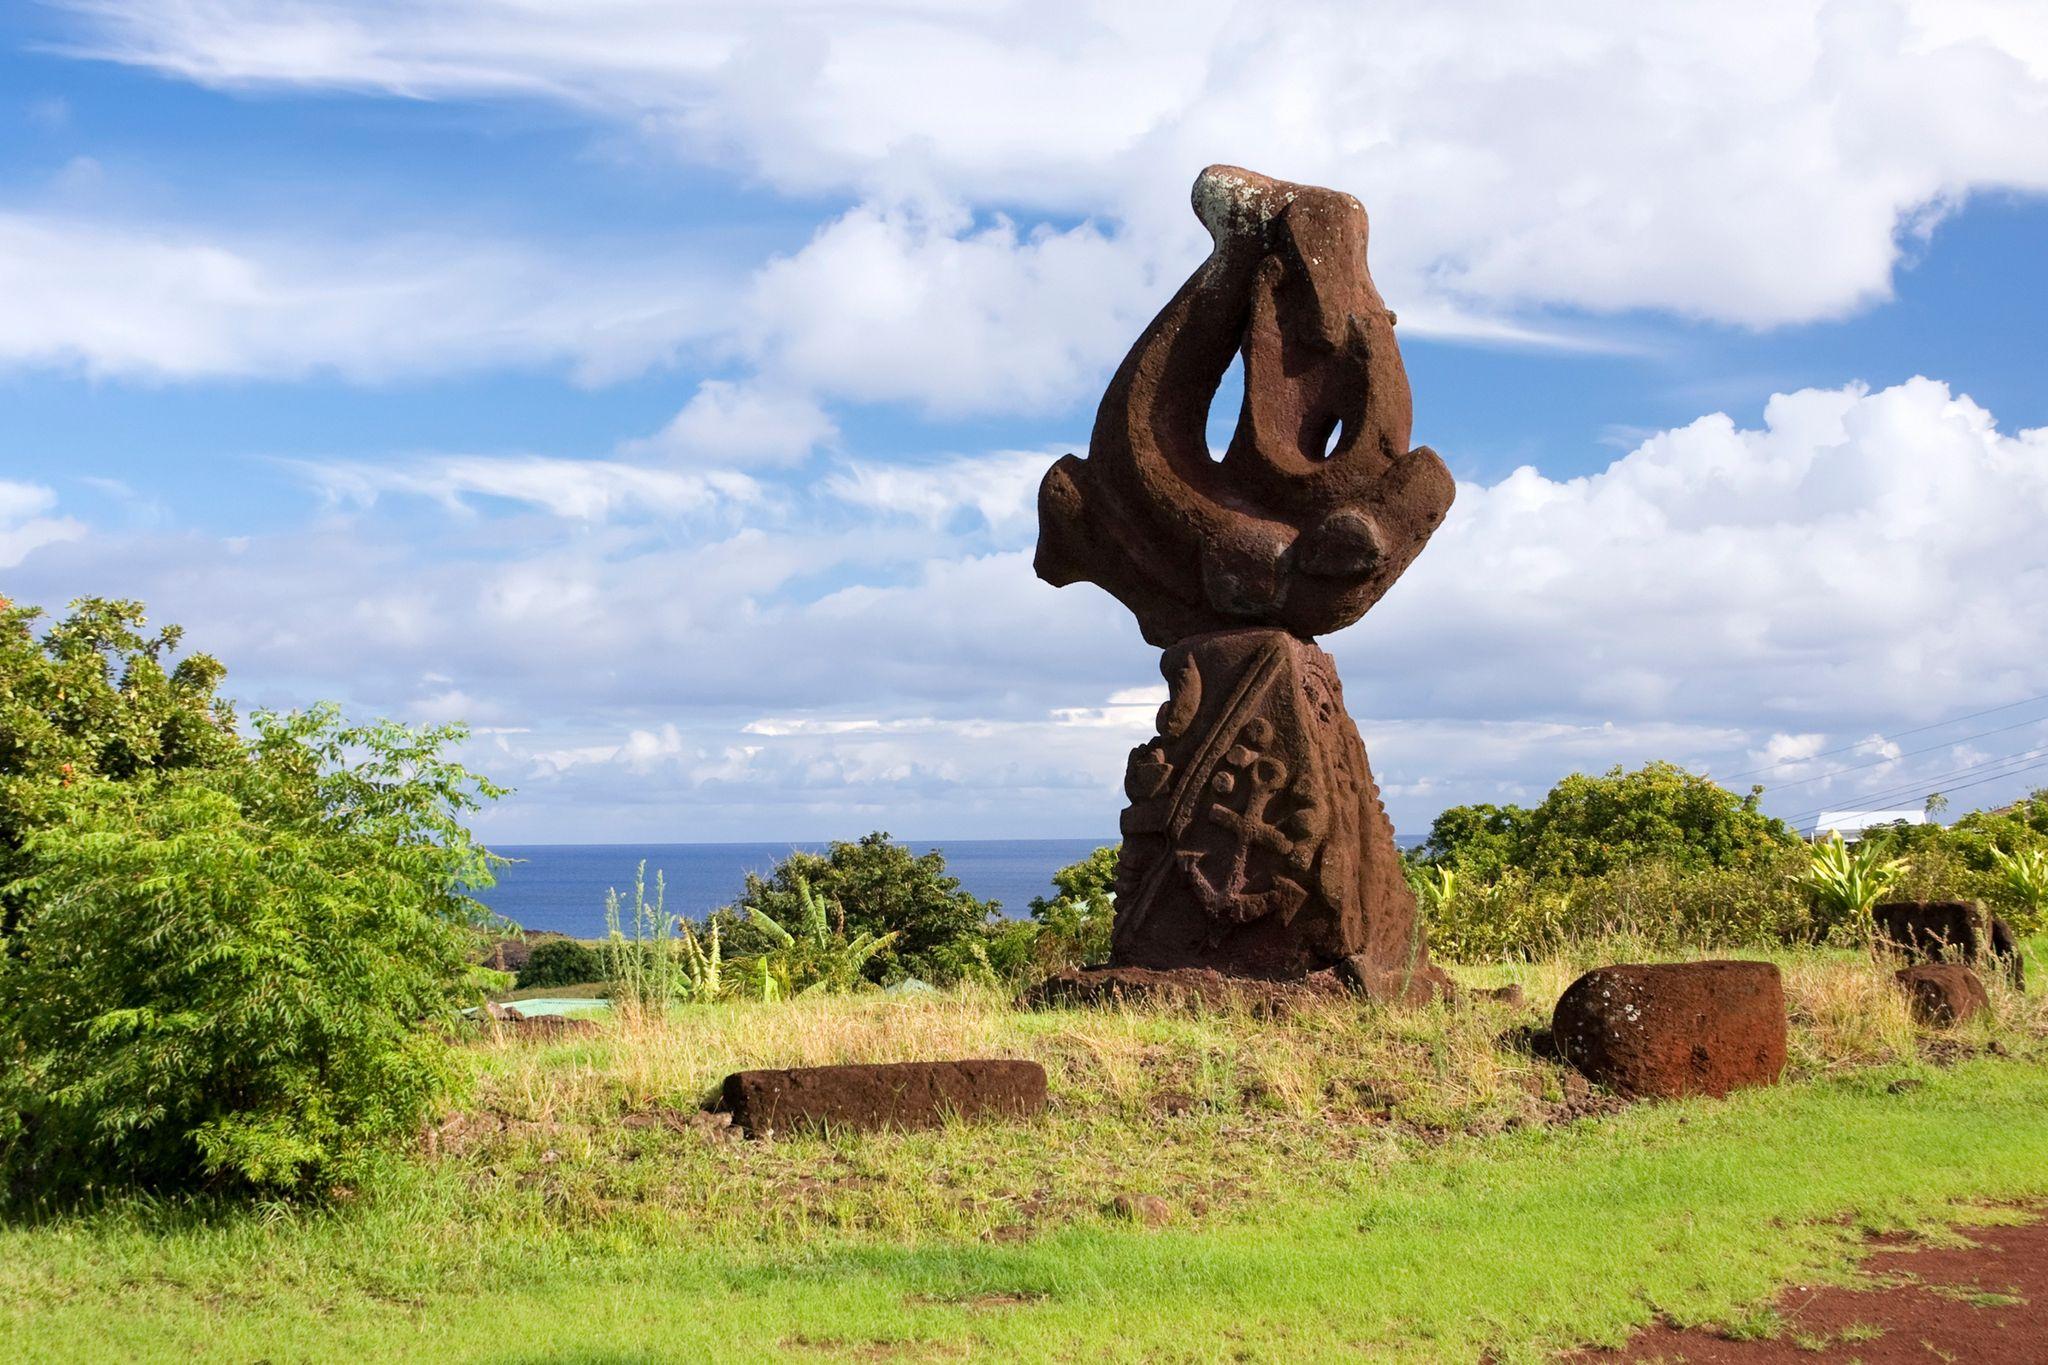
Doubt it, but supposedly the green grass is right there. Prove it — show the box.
[5,941,2046,1362]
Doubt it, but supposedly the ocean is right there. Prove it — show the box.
[473,838,1113,937]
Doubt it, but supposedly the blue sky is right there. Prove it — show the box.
[4,1,2048,843]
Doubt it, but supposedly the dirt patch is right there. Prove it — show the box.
[1576,1205,2047,1362]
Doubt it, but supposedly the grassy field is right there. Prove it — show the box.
[5,940,2046,1362]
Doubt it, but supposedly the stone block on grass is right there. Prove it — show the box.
[1552,960,1787,1100]
[1895,963,1990,1026]
[721,1059,1047,1138]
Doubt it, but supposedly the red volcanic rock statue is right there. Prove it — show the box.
[1036,165,1452,998]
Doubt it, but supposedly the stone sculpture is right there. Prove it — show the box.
[1035,165,1452,998]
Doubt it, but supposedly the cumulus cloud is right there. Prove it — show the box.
[50,0,2048,335]
[1345,377,2048,816]
[11,376,2048,838]
[623,379,838,466]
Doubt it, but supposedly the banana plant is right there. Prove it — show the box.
[746,876,898,998]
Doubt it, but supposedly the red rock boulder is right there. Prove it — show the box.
[1895,963,1990,1026]
[1552,961,1787,1100]
[721,1059,1048,1138]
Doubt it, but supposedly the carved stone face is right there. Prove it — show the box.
[1034,164,1455,648]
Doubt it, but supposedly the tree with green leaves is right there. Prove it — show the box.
[1026,843,1117,972]
[1417,762,1798,880]
[0,598,504,1200]
[721,833,993,983]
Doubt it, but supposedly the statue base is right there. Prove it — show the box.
[1109,627,1446,997]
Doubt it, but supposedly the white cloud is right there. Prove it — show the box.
[50,0,2048,334]
[623,379,837,467]
[741,202,1162,415]
[11,377,2048,839]
[1352,378,2048,809]
[824,447,1053,533]
[298,454,760,520]
[0,480,86,568]
[0,211,728,383]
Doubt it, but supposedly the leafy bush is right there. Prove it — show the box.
[1423,851,1816,961]
[518,938,604,991]
[0,599,503,1200]
[721,833,994,983]
[1419,761,1798,881]
[1026,844,1117,973]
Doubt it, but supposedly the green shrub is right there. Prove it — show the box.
[1419,761,1798,881]
[518,938,604,990]
[722,833,993,983]
[1026,843,1117,973]
[0,599,503,1200]
[1424,850,1815,961]
[0,713,501,1200]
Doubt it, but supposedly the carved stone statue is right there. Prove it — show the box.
[1035,165,1452,1000]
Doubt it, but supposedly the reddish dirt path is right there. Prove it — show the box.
[1581,1206,2045,1362]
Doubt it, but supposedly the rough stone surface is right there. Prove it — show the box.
[1024,964,1352,1016]
[721,1059,1047,1138]
[1895,963,1990,1026]
[1036,165,1454,646]
[1875,900,2025,989]
[1034,166,1450,996]
[1109,628,1447,989]
[1552,961,1787,1099]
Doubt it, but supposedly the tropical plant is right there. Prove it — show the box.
[1408,864,1457,916]
[1989,844,2048,932]
[746,876,897,999]
[1795,832,1910,941]
[722,833,992,982]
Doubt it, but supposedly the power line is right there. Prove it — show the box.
[1781,745,2048,828]
[1713,690,2048,783]
[1757,714,2048,796]
[1781,745,2048,825]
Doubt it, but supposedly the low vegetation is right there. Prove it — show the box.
[0,599,504,1202]
[4,938,2045,1360]
[10,597,2048,1359]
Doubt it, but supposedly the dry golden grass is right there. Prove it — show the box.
[440,942,2048,1247]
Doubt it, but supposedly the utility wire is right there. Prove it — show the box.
[1781,745,2048,828]
[1713,690,2048,783]
[1756,714,2048,796]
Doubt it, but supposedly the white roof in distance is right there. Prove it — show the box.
[1811,809,1926,839]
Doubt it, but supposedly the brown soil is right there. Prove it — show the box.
[1578,1205,2047,1362]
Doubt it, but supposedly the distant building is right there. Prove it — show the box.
[1810,810,1926,841]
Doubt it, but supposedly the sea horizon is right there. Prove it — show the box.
[473,834,1429,938]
